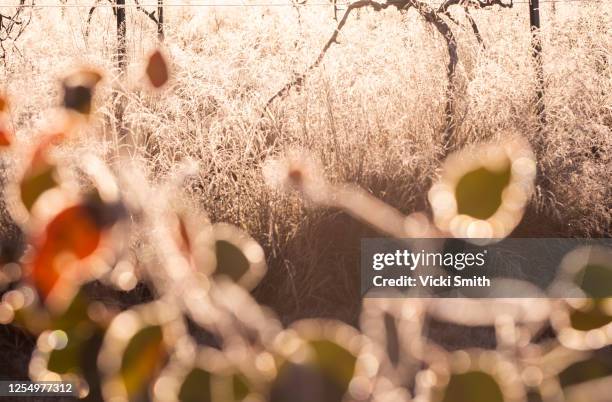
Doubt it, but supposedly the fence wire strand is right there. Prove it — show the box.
[0,0,610,7]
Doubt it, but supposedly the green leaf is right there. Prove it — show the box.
[179,368,213,402]
[309,340,357,391]
[211,224,267,290]
[271,361,346,402]
[215,240,250,283]
[575,264,612,298]
[455,166,511,220]
[20,164,58,211]
[559,354,612,387]
[569,262,612,331]
[441,371,504,402]
[178,367,251,402]
[120,325,167,402]
[30,290,108,401]
[48,329,105,401]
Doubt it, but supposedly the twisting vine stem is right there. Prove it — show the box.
[264,0,458,147]
[264,0,513,149]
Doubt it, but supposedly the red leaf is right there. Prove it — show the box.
[30,205,102,300]
[0,125,12,147]
[146,50,169,88]
[0,96,7,112]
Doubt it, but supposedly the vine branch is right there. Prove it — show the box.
[437,0,513,48]
[0,0,34,63]
[134,0,159,25]
[264,0,459,147]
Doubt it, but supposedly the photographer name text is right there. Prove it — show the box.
[371,250,491,288]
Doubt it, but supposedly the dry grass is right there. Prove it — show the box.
[1,0,611,323]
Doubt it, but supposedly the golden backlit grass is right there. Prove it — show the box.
[1,0,610,322]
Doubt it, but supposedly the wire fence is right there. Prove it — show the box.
[0,0,609,7]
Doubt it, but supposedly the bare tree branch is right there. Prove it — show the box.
[405,0,458,146]
[0,0,34,63]
[264,0,459,147]
[438,0,512,13]
[85,4,98,38]
[437,0,512,48]
[264,0,386,111]
[86,0,120,38]
[134,0,159,25]
[463,6,484,46]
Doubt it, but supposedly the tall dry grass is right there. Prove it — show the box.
[1,0,610,323]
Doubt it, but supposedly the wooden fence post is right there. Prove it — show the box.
[157,0,164,41]
[116,0,127,72]
[115,0,128,143]
[529,0,546,126]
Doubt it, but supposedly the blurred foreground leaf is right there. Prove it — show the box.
[552,246,612,349]
[146,50,169,88]
[215,240,249,282]
[30,205,102,299]
[440,371,504,402]
[0,123,12,147]
[212,224,266,291]
[270,321,365,402]
[559,349,612,387]
[121,325,167,401]
[178,367,250,402]
[309,340,357,391]
[455,167,511,220]
[428,138,536,241]
[20,162,59,212]
[271,361,346,402]
[62,69,102,115]
[30,289,110,400]
[99,302,181,402]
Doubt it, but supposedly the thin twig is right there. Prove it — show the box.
[437,0,512,47]
[463,6,484,46]
[134,0,159,24]
[0,0,33,63]
[264,0,460,147]
[85,3,98,38]
[264,0,386,111]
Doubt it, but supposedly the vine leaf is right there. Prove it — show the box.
[0,96,12,146]
[121,325,167,400]
[20,162,59,212]
[62,69,103,115]
[30,204,102,299]
[271,320,367,402]
[17,132,66,214]
[441,371,505,402]
[212,224,267,291]
[455,166,511,220]
[146,50,169,88]
[177,367,251,402]
[0,126,11,147]
[99,302,182,402]
[29,289,111,400]
[28,194,125,302]
[428,138,536,241]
